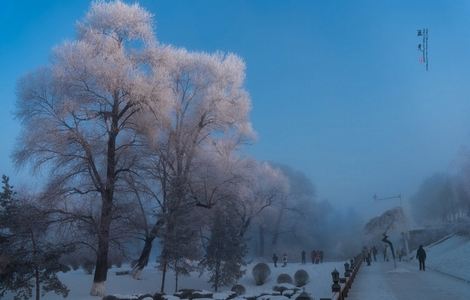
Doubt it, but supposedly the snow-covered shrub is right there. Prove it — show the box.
[273,283,299,295]
[252,262,271,285]
[277,273,293,284]
[175,289,198,299]
[294,269,309,287]
[192,291,213,299]
[231,284,246,295]
[152,293,165,300]
[294,291,312,300]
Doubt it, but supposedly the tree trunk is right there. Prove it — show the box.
[258,224,265,257]
[91,98,118,297]
[30,230,40,300]
[160,260,167,293]
[271,208,285,249]
[91,196,113,296]
[132,220,164,278]
[35,266,40,300]
[132,237,154,278]
[174,262,179,293]
[214,260,220,292]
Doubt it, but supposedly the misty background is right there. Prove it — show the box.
[3,0,470,225]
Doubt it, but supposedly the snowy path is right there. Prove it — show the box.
[348,261,470,300]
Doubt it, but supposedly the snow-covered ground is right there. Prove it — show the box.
[20,260,345,299]
[418,233,470,282]
[348,261,470,300]
[348,234,470,300]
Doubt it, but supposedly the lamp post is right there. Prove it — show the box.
[344,262,350,277]
[331,269,340,293]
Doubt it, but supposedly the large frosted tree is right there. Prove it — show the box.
[131,47,254,280]
[14,1,166,296]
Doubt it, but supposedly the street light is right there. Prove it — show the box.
[331,269,340,293]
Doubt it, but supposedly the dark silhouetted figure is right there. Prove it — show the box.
[383,245,388,261]
[301,250,306,264]
[282,253,287,267]
[372,246,378,262]
[319,250,324,263]
[362,246,368,262]
[272,253,278,268]
[311,250,316,264]
[416,245,426,271]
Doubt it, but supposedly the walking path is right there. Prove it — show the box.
[348,260,470,300]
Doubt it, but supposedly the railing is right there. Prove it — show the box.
[319,253,363,300]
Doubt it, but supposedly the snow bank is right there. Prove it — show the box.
[420,233,470,282]
[18,261,346,299]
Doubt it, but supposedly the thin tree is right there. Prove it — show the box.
[0,178,72,300]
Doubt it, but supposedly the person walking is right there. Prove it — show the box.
[282,253,287,267]
[366,249,372,265]
[416,245,426,271]
[372,246,377,262]
[311,250,316,264]
[301,250,306,264]
[319,250,324,263]
[272,253,278,268]
[362,246,368,262]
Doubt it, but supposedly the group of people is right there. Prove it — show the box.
[272,244,427,272]
[361,244,427,272]
[272,253,288,267]
[272,249,324,267]
[361,245,408,264]
[305,249,323,264]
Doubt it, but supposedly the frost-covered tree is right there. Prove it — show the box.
[0,175,14,266]
[364,207,407,240]
[410,173,470,225]
[202,208,246,292]
[132,46,254,279]
[14,1,167,296]
[232,160,289,240]
[0,179,72,300]
[159,208,202,293]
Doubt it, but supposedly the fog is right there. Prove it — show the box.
[2,0,470,260]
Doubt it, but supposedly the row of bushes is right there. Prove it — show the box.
[103,262,311,300]
[103,284,305,300]
[252,263,309,287]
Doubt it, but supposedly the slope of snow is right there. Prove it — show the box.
[423,233,470,282]
[349,261,470,300]
[17,261,345,299]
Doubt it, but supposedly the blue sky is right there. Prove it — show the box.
[2,0,470,216]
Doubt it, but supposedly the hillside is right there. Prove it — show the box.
[412,233,470,282]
